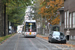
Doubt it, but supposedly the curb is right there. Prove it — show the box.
[0,33,17,45]
[37,34,75,48]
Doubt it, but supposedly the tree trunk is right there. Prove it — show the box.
[0,0,8,36]
[4,4,8,36]
[0,0,4,36]
[4,4,6,36]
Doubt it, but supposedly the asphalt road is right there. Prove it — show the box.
[0,34,75,50]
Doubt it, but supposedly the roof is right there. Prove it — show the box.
[58,7,64,11]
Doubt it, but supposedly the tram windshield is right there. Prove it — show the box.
[25,22,36,32]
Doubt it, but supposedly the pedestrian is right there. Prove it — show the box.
[66,29,70,41]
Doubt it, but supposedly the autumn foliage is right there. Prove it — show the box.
[51,15,60,25]
[38,0,64,25]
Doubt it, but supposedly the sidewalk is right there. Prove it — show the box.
[37,34,75,47]
[67,40,75,46]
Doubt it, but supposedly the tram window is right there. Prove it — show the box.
[25,22,36,32]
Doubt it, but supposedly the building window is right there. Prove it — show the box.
[70,13,72,28]
[73,12,75,28]
[67,11,69,28]
[65,12,66,28]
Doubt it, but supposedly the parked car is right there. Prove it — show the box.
[9,29,13,34]
[9,26,13,34]
[48,31,66,43]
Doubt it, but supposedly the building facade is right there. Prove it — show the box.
[64,0,75,40]
[58,7,64,33]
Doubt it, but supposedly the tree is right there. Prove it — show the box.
[51,15,60,25]
[0,0,32,36]
[38,0,64,25]
[2,0,32,26]
[6,0,31,26]
[5,0,32,33]
[0,0,5,36]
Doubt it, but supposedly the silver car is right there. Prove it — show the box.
[48,31,66,43]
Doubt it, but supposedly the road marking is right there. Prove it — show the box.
[36,37,51,50]
[37,37,75,50]
[14,34,20,50]
[37,37,62,49]
[28,38,38,50]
